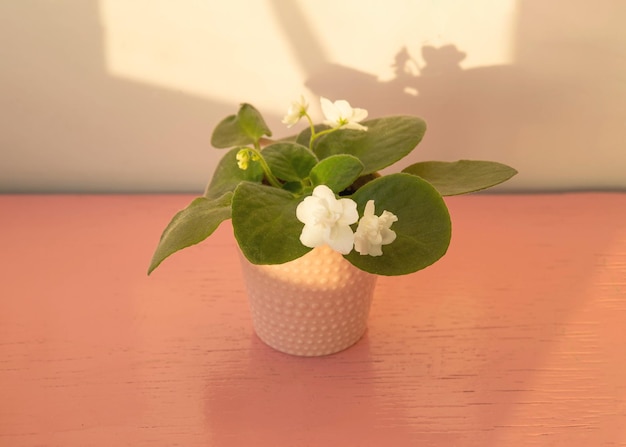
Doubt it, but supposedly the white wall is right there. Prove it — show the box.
[1,0,625,193]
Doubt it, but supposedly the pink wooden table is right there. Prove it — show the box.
[1,193,625,446]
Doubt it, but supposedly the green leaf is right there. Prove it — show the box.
[204,147,264,199]
[309,154,364,193]
[210,103,272,148]
[312,116,426,174]
[346,173,451,276]
[282,181,304,194]
[148,193,233,274]
[403,160,518,196]
[341,172,381,196]
[232,182,310,264]
[262,142,318,182]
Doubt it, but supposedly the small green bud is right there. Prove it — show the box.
[236,149,250,170]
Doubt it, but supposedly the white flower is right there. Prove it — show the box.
[282,95,309,128]
[296,185,359,254]
[320,97,368,131]
[354,200,398,256]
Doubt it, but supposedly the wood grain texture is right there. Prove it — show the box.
[1,193,625,446]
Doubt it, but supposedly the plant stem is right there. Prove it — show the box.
[309,128,337,150]
[305,113,339,150]
[250,147,282,189]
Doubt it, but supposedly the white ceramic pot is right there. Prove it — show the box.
[239,245,377,356]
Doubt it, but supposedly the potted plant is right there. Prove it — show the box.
[148,95,517,356]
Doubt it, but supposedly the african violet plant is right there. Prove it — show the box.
[148,96,517,276]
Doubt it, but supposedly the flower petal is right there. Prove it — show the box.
[338,198,359,225]
[327,224,355,254]
[312,184,335,201]
[351,107,368,122]
[333,99,353,118]
[296,196,321,225]
[344,121,368,131]
[380,228,397,245]
[320,97,339,122]
[300,223,329,248]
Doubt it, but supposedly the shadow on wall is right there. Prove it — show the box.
[0,1,237,193]
[305,45,536,176]
[1,0,625,192]
[301,1,626,190]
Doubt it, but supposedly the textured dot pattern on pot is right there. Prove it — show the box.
[238,245,377,357]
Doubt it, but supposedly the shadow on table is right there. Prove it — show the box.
[203,332,424,446]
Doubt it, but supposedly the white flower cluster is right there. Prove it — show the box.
[296,185,397,257]
[282,96,368,131]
